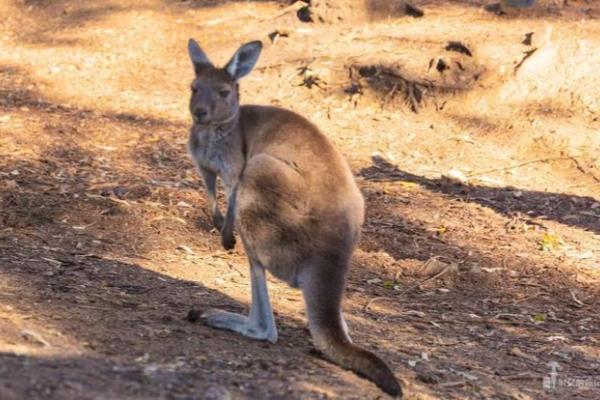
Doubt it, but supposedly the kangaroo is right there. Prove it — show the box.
[187,38,402,398]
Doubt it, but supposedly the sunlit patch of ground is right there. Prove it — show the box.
[1,0,599,398]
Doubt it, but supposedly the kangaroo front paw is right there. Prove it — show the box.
[221,232,236,250]
[212,212,224,231]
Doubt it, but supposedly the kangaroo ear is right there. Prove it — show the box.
[225,40,262,81]
[188,38,212,74]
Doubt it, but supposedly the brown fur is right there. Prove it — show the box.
[187,39,402,397]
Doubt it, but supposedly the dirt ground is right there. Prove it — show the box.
[1,0,599,399]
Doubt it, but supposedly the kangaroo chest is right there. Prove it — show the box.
[196,133,227,169]
[189,126,244,187]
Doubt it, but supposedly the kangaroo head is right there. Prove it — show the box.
[187,39,262,126]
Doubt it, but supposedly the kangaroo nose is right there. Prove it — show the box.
[194,109,208,120]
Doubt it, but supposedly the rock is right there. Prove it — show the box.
[446,168,469,184]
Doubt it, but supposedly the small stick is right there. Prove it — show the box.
[406,82,420,113]
[570,156,600,184]
[380,83,398,111]
[465,156,579,178]
[501,372,539,381]
[260,1,306,22]
[21,330,51,347]
[398,263,455,295]
[365,258,453,311]
[440,380,467,388]
[569,289,585,307]
[363,296,395,311]
[414,255,442,276]
[493,313,526,320]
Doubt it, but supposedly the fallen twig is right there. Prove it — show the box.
[569,289,585,307]
[21,330,50,347]
[500,372,539,381]
[570,156,600,184]
[466,156,580,178]
[398,262,457,295]
[260,1,306,22]
[494,313,526,320]
[439,380,467,388]
[149,216,187,225]
[510,346,539,362]
[407,83,420,113]
[363,296,394,312]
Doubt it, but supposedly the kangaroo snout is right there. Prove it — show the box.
[192,107,209,123]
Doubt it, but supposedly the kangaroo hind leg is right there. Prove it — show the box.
[202,259,278,343]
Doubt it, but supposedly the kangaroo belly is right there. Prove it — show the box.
[237,154,307,284]
[237,153,359,286]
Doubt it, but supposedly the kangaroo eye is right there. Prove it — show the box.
[219,89,230,98]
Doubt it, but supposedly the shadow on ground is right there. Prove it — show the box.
[360,156,600,235]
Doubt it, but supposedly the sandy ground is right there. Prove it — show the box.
[1,0,599,399]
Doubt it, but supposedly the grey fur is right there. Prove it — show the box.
[225,41,263,81]
[188,38,212,72]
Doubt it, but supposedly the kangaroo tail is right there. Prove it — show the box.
[301,267,402,397]
[316,331,402,397]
